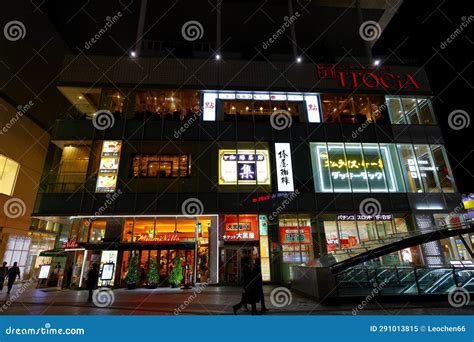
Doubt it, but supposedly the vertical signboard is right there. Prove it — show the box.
[274,143,294,192]
[202,92,218,121]
[96,140,122,193]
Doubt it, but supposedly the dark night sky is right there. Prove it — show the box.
[374,1,473,194]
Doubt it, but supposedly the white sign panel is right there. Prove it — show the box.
[236,93,253,100]
[274,143,295,192]
[305,95,321,123]
[38,264,51,279]
[202,92,218,121]
[219,149,271,185]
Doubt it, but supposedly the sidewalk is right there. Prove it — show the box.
[0,283,471,315]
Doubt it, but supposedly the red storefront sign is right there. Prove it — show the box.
[316,64,420,90]
[223,215,259,241]
[279,226,312,245]
[61,240,79,248]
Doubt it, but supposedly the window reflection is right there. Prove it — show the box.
[222,99,301,122]
[387,96,436,125]
[131,154,191,178]
[134,90,200,121]
[321,94,387,124]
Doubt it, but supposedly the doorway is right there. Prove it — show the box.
[221,247,254,285]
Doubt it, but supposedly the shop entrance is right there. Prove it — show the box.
[221,247,254,285]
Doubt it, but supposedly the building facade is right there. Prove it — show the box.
[31,56,469,287]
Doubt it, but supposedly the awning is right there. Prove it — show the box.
[39,249,67,257]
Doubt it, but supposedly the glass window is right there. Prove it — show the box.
[345,143,369,192]
[0,155,20,196]
[413,145,441,192]
[386,97,406,124]
[134,90,200,121]
[401,98,420,124]
[417,98,436,124]
[132,218,156,242]
[379,144,406,192]
[131,154,191,178]
[357,219,377,243]
[431,145,456,192]
[321,94,387,124]
[397,144,423,192]
[362,144,388,192]
[310,143,332,192]
[327,143,351,192]
[218,148,271,185]
[123,219,134,242]
[89,220,107,242]
[324,220,339,251]
[338,220,359,248]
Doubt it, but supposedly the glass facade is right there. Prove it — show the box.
[131,154,191,178]
[387,96,436,124]
[310,142,406,192]
[321,94,388,124]
[0,154,20,196]
[310,143,455,193]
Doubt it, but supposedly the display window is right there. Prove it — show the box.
[134,90,200,121]
[386,96,436,125]
[278,215,314,264]
[131,154,191,178]
[321,94,388,124]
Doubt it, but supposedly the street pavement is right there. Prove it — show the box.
[0,282,472,315]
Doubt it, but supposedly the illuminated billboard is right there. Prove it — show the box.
[219,149,270,185]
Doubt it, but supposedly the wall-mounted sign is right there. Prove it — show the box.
[218,93,236,99]
[253,93,270,100]
[316,64,421,90]
[202,92,218,121]
[304,95,321,123]
[222,215,259,241]
[274,143,294,192]
[236,93,253,100]
[270,94,287,101]
[96,141,122,193]
[61,240,79,249]
[219,149,271,185]
[135,233,181,243]
[279,226,312,244]
[336,214,393,221]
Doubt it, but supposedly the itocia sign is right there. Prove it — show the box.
[316,64,421,90]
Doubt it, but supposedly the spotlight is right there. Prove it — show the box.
[215,54,221,60]
[296,57,302,63]
[373,59,380,66]
[130,51,137,58]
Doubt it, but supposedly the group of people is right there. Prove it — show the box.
[233,257,269,315]
[0,262,21,294]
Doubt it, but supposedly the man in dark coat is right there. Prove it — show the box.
[233,257,259,315]
[86,263,100,302]
[254,258,269,312]
[6,262,20,294]
[0,262,8,292]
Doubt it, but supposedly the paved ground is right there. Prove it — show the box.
[0,282,472,315]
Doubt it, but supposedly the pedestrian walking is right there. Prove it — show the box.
[254,258,269,312]
[86,263,100,302]
[233,257,258,315]
[6,262,20,294]
[0,262,8,292]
